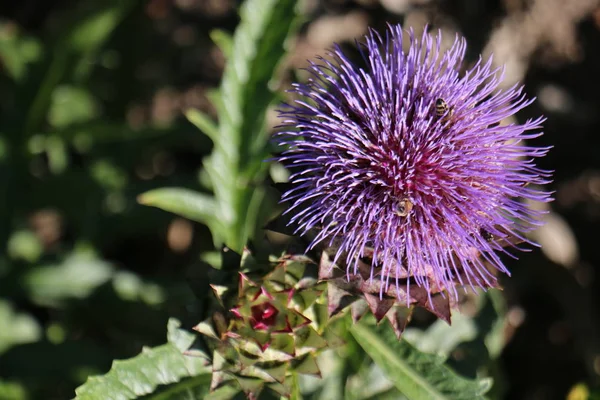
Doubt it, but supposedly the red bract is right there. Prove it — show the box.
[250,302,279,330]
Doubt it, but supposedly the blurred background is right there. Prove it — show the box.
[0,0,598,399]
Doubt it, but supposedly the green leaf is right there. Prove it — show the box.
[67,3,133,52]
[403,289,507,381]
[289,372,302,400]
[482,289,508,359]
[138,187,223,228]
[7,229,43,262]
[74,319,212,400]
[217,0,298,165]
[351,316,492,400]
[22,0,135,137]
[112,271,166,305]
[210,0,298,174]
[141,375,213,400]
[186,109,219,145]
[48,85,99,128]
[0,379,27,400]
[198,0,299,252]
[0,301,42,355]
[0,24,42,81]
[204,384,243,400]
[210,29,233,61]
[45,134,69,173]
[403,312,478,358]
[23,253,114,307]
[346,363,399,400]
[166,319,196,353]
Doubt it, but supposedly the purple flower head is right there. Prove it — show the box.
[275,25,552,302]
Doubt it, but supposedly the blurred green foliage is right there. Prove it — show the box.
[141,0,300,252]
[0,1,213,398]
[0,0,595,399]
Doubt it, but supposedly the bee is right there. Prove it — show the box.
[479,227,494,243]
[477,225,526,249]
[394,198,413,217]
[435,98,454,123]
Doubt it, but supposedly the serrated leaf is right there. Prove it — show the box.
[166,319,198,353]
[200,0,299,252]
[218,0,298,163]
[351,316,492,400]
[144,375,212,400]
[74,319,211,400]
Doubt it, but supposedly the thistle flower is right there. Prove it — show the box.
[275,25,552,302]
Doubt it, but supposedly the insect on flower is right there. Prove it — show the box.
[435,98,454,123]
[394,198,414,217]
[275,24,552,302]
[479,227,494,243]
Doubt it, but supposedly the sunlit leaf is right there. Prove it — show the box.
[196,0,299,252]
[48,85,99,128]
[216,0,298,163]
[22,0,135,136]
[7,230,43,263]
[90,159,127,190]
[74,319,212,400]
[0,301,42,355]
[351,316,492,400]
[112,271,166,306]
[0,24,42,81]
[403,312,478,358]
[138,187,223,232]
[67,2,135,52]
[45,134,69,173]
[403,290,508,381]
[483,289,508,359]
[210,29,233,61]
[23,253,114,307]
[186,109,219,145]
[0,379,27,400]
[140,0,299,250]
